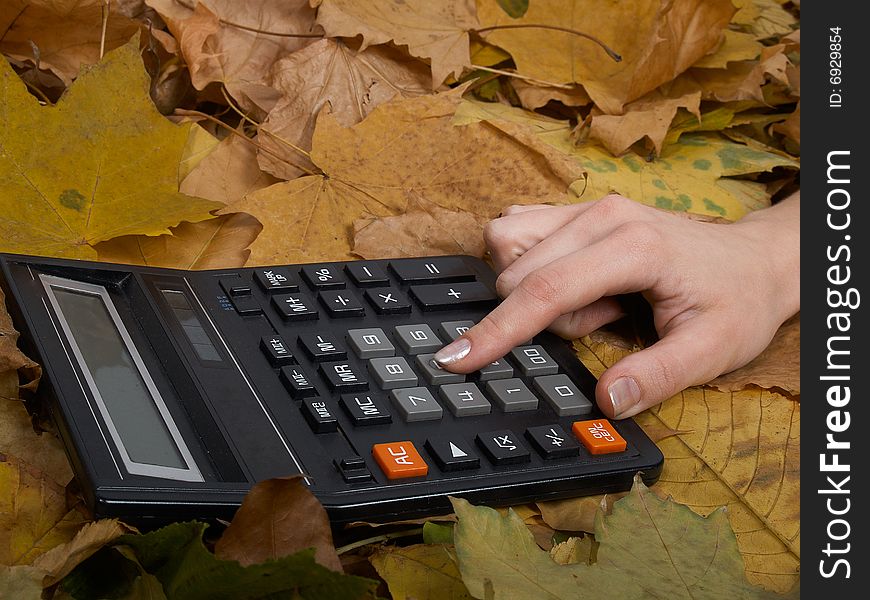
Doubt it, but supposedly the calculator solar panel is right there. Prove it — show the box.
[0,253,663,524]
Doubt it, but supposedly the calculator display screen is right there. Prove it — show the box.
[51,287,188,470]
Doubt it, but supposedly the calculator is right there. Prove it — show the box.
[0,252,663,524]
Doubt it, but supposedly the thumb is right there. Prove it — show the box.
[596,319,735,419]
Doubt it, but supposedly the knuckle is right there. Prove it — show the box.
[518,269,564,313]
[591,193,633,220]
[483,218,515,252]
[495,270,516,298]
[613,220,662,258]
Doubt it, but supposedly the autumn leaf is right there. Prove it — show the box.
[31,519,131,587]
[370,544,475,600]
[476,0,735,113]
[0,290,40,393]
[0,0,140,85]
[224,89,584,265]
[510,79,590,111]
[258,38,432,179]
[694,30,764,69]
[312,0,479,88]
[0,37,222,259]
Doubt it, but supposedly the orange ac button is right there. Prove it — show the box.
[572,419,627,455]
[372,441,429,479]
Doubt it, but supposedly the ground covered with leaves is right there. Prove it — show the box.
[1,1,800,598]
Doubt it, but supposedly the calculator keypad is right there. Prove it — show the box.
[231,256,633,488]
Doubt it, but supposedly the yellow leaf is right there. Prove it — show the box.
[469,39,512,67]
[693,30,764,69]
[0,37,222,259]
[312,0,478,87]
[370,544,475,600]
[511,80,591,111]
[476,0,735,113]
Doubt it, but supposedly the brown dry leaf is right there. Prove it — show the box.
[312,0,478,88]
[511,80,591,111]
[575,339,800,593]
[31,519,130,587]
[693,30,764,69]
[536,495,619,534]
[772,102,800,147]
[549,536,594,565]
[741,0,798,40]
[214,476,342,572]
[708,313,799,397]
[0,0,140,85]
[476,0,735,114]
[589,90,701,155]
[224,90,584,265]
[259,38,432,180]
[1,291,40,394]
[352,200,488,260]
[145,0,319,111]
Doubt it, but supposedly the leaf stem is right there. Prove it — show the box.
[335,527,424,555]
[474,24,622,62]
[470,64,576,90]
[175,0,324,38]
[100,0,110,59]
[219,86,313,160]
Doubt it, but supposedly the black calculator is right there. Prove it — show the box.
[0,253,663,524]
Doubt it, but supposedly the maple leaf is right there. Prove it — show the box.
[312,0,479,88]
[476,0,735,114]
[0,37,222,259]
[371,544,475,600]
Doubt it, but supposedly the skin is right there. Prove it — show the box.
[434,191,800,419]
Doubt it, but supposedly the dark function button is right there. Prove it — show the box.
[364,288,412,314]
[340,456,367,470]
[230,295,262,316]
[298,332,347,361]
[409,282,497,311]
[301,265,346,289]
[219,277,251,297]
[525,425,581,459]
[253,268,299,292]
[272,293,318,320]
[301,398,338,433]
[425,438,480,472]
[335,457,373,483]
[320,362,368,391]
[476,430,531,465]
[345,263,390,287]
[280,365,317,398]
[340,393,392,425]
[389,257,475,283]
[260,335,295,366]
[319,290,365,317]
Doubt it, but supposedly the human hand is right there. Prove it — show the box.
[433,192,800,419]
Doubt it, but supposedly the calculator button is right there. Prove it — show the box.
[335,457,372,483]
[219,277,251,297]
[340,456,367,470]
[230,295,262,315]
[347,328,395,359]
[341,394,392,425]
[298,333,347,361]
[476,358,514,381]
[368,357,418,390]
[301,265,346,289]
[438,320,475,342]
[533,374,593,416]
[345,263,390,287]
[510,345,559,376]
[253,268,299,292]
[319,290,365,317]
[484,378,538,412]
[272,293,318,320]
[572,419,627,455]
[279,365,317,398]
[525,425,580,459]
[409,282,497,311]
[389,387,443,422]
[372,441,428,479]
[364,288,412,314]
[438,383,491,417]
[476,430,530,465]
[389,257,475,283]
[301,398,338,432]
[260,335,295,366]
[320,362,368,391]
[415,354,465,385]
[425,438,480,472]
[394,324,442,354]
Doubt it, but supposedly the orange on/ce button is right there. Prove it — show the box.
[372,441,429,479]
[572,419,627,455]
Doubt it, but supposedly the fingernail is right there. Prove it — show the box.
[608,376,641,416]
[433,337,472,366]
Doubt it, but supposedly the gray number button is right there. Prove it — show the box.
[510,345,559,376]
[415,353,465,385]
[485,378,538,412]
[347,328,395,358]
[394,324,442,354]
[476,358,514,381]
[533,374,593,416]
[390,387,443,422]
[438,320,475,342]
[438,383,491,417]
[368,357,418,389]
